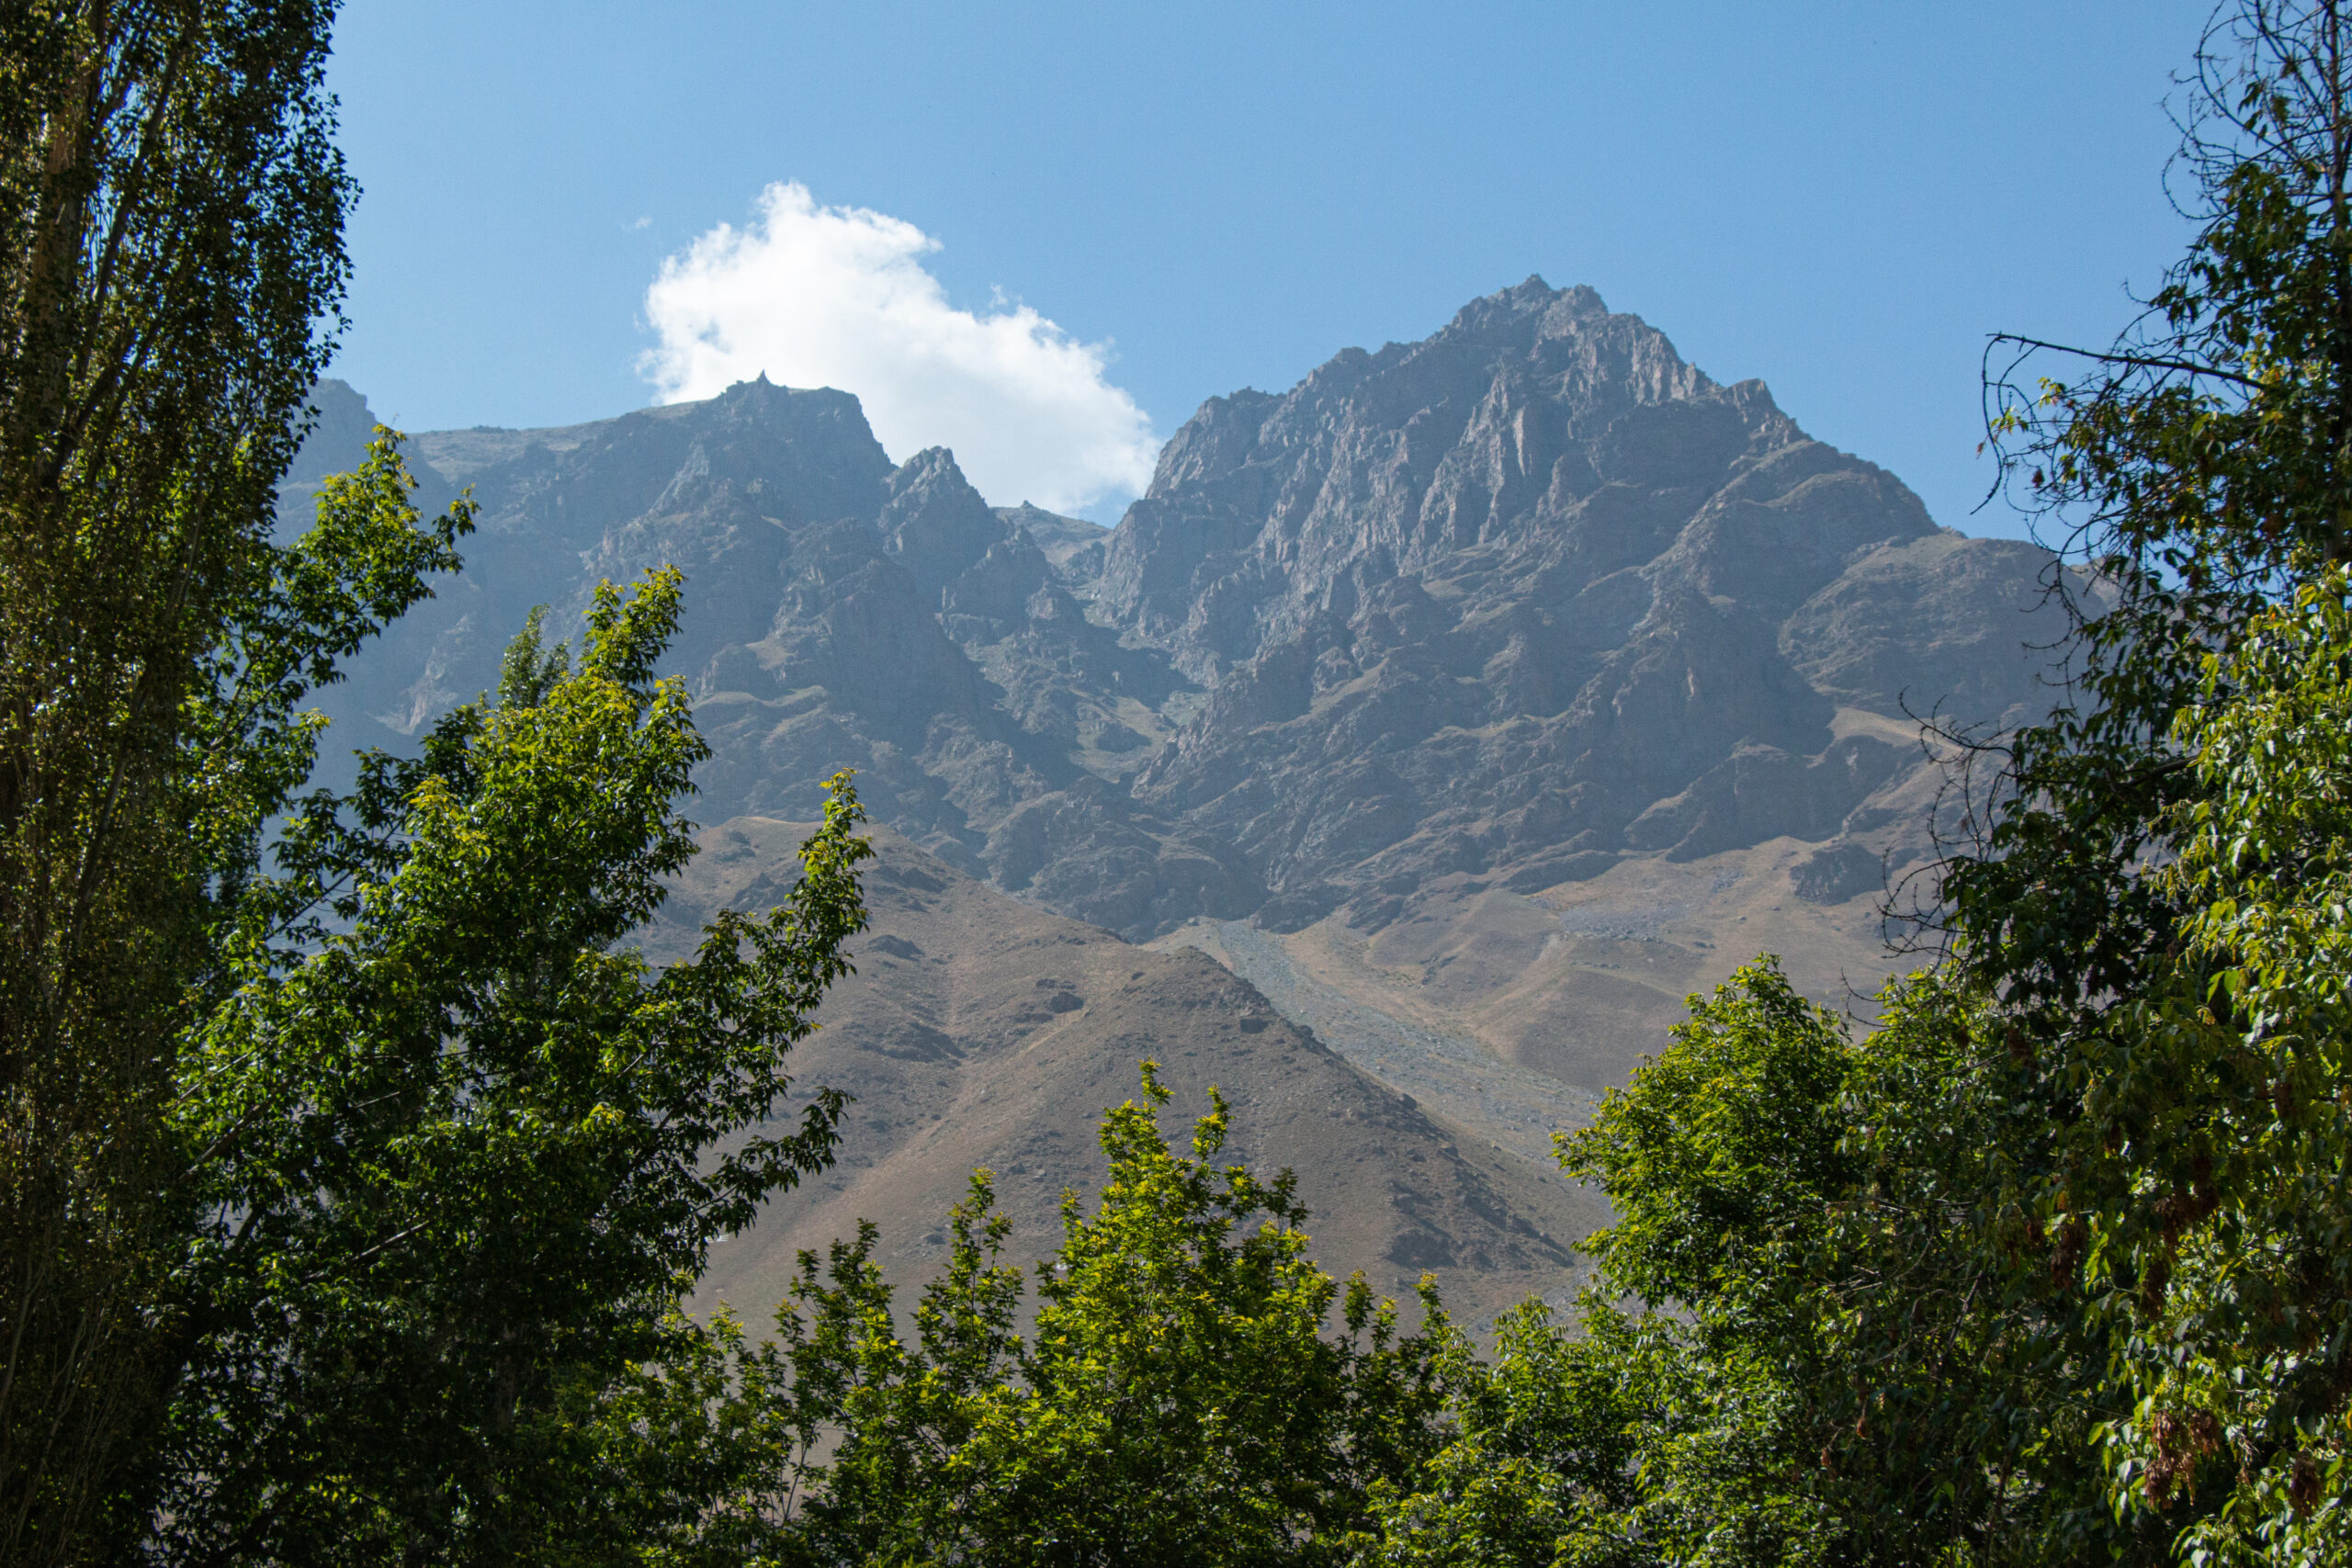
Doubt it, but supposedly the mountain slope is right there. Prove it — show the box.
[640,821,1604,1331]
[282,277,2070,1223]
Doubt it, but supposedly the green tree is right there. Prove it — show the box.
[0,5,354,1557]
[1947,0,2352,1551]
[1369,965,2003,1567]
[1358,966,1857,1568]
[1359,1301,1728,1568]
[1543,962,1865,1566]
[149,558,871,1562]
[1804,977,2131,1562]
[2041,571,2352,1561]
[607,1065,1453,1567]
[1363,964,2168,1566]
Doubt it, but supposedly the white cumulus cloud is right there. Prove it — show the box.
[640,182,1158,513]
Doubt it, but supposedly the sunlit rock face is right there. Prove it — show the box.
[1086,277,2053,931]
[295,278,2060,944]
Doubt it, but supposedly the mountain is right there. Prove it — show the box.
[284,278,2070,1312]
[1105,280,2052,931]
[640,820,1602,1331]
[296,279,2058,947]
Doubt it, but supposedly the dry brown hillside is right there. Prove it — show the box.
[641,818,1607,1335]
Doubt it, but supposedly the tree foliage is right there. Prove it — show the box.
[1430,964,2154,1565]
[2045,571,2352,1561]
[0,6,352,1556]
[1349,964,2117,1566]
[600,1066,1452,1567]
[147,557,871,1561]
[1945,0,2352,1553]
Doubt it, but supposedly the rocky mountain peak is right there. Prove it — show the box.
[1146,389,1283,498]
[301,281,2064,960]
[880,446,1007,600]
[1438,274,1609,342]
[1098,279,1811,682]
[289,378,379,483]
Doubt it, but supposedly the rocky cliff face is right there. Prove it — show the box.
[295,275,2062,1032]
[1081,278,2056,935]
[282,279,2074,1309]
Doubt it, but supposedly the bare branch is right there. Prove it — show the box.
[1984,333,2267,390]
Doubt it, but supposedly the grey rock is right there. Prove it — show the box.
[291,279,2069,945]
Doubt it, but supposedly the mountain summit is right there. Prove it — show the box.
[299,279,2063,1079]
[288,279,2070,1315]
[1084,278,2053,934]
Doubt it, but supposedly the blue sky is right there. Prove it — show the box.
[326,1,2211,533]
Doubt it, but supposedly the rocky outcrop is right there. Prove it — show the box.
[1089,279,2058,926]
[296,278,2066,946]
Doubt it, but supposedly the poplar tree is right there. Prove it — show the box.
[0,6,350,1557]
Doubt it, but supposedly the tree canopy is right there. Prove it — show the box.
[590,1066,1452,1567]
